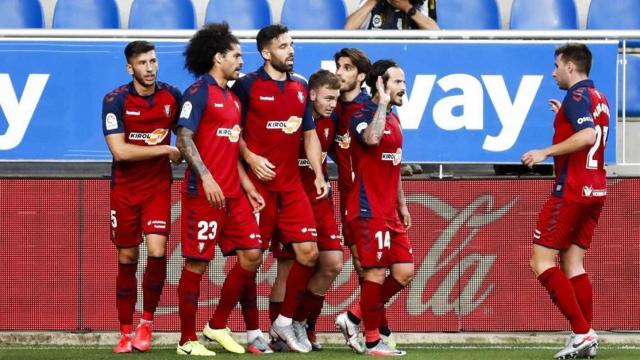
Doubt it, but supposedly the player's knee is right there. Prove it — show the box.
[118,248,139,264]
[184,259,208,275]
[240,249,263,271]
[321,253,343,279]
[393,267,414,286]
[295,243,319,266]
[559,258,584,278]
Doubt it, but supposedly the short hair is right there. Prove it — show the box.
[333,48,371,76]
[124,40,155,63]
[256,24,288,53]
[366,59,401,97]
[309,69,341,91]
[184,22,239,77]
[555,43,592,76]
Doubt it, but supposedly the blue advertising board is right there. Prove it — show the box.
[0,39,618,162]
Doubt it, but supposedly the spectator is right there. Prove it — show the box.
[345,0,439,30]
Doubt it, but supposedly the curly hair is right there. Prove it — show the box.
[184,22,239,77]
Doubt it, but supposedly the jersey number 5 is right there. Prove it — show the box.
[586,125,608,169]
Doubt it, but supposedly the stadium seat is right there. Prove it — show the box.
[280,0,346,30]
[587,0,640,30]
[620,54,640,116]
[205,0,271,30]
[53,0,120,29]
[128,0,196,29]
[509,0,578,30]
[438,0,501,29]
[0,0,43,28]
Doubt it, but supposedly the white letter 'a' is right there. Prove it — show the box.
[0,73,49,150]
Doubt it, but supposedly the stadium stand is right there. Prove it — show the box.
[0,0,44,28]
[438,0,501,30]
[128,0,196,29]
[587,0,640,30]
[204,0,272,29]
[52,0,120,29]
[509,0,578,30]
[280,0,347,30]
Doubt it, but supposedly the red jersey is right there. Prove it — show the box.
[552,79,609,203]
[298,114,337,195]
[178,74,243,198]
[334,90,370,202]
[346,97,403,222]
[231,67,314,192]
[102,81,181,191]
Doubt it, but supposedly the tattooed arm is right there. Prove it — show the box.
[176,126,225,209]
[362,76,390,146]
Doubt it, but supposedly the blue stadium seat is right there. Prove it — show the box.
[620,54,640,116]
[280,0,346,30]
[53,0,120,29]
[205,0,271,30]
[438,0,501,29]
[128,0,196,29]
[510,0,578,30]
[587,0,640,30]
[0,0,43,28]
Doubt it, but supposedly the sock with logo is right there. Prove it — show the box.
[178,267,202,345]
[280,261,315,318]
[116,262,137,335]
[142,256,166,321]
[210,263,256,329]
[538,267,590,334]
[570,273,593,326]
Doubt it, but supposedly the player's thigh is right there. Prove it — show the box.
[110,189,142,248]
[140,187,171,237]
[181,192,225,261]
[387,219,414,267]
[218,196,262,257]
[255,186,278,252]
[350,217,391,269]
[573,201,604,250]
[533,195,580,251]
[312,197,343,253]
[276,187,317,245]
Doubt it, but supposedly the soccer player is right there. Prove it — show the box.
[231,24,329,353]
[102,40,182,353]
[333,48,397,353]
[522,43,609,360]
[288,70,344,351]
[174,23,271,356]
[346,59,414,356]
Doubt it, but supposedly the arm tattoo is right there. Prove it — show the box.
[176,127,210,178]
[364,102,388,145]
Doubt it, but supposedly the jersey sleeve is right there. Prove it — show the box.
[102,92,125,136]
[301,101,315,131]
[231,76,251,126]
[350,105,375,145]
[177,82,208,133]
[563,87,595,132]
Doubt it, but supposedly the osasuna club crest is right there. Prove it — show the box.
[164,104,171,117]
[297,91,305,104]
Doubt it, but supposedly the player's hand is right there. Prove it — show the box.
[246,152,276,181]
[246,189,265,213]
[202,174,225,209]
[521,149,548,168]
[398,204,412,229]
[549,99,561,113]
[387,0,412,12]
[376,76,391,105]
[167,146,183,164]
[314,176,329,200]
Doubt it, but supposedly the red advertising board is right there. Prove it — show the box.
[1,179,638,331]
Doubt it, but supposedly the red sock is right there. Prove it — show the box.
[178,267,202,345]
[280,261,315,318]
[348,302,362,320]
[538,267,590,334]
[269,301,282,324]
[293,289,324,322]
[116,262,137,333]
[570,273,593,326]
[142,256,166,321]
[210,263,255,329]
[361,280,383,344]
[379,276,404,330]
[305,293,325,329]
[240,272,259,331]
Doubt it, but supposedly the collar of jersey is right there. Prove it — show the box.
[568,79,594,91]
[127,81,160,97]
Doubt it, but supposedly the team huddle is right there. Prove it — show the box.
[102,22,609,359]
